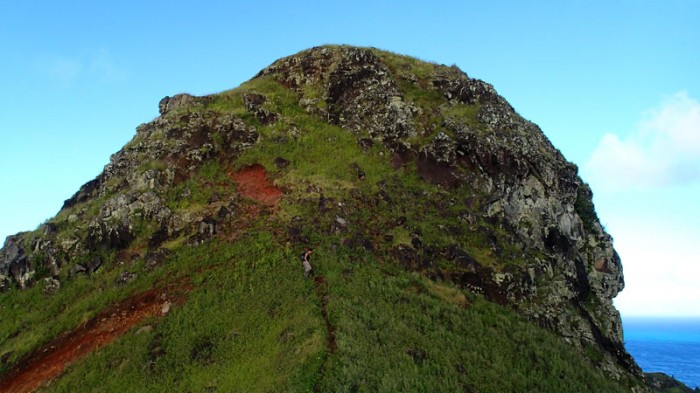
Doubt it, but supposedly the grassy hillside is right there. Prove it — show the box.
[8,235,633,392]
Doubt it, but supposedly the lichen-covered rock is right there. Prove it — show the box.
[159,93,211,115]
[68,263,87,278]
[144,248,171,271]
[0,275,10,292]
[644,372,699,393]
[42,277,61,295]
[0,235,31,289]
[62,107,259,215]
[243,93,277,124]
[259,46,418,145]
[115,271,137,285]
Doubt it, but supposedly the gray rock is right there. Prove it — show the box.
[69,263,87,278]
[0,235,31,289]
[136,325,154,335]
[43,223,57,236]
[144,248,172,271]
[159,93,210,115]
[243,93,277,124]
[0,274,11,292]
[274,156,290,169]
[259,46,417,144]
[243,92,266,111]
[116,271,137,285]
[199,217,216,237]
[215,205,233,221]
[86,219,134,250]
[87,255,102,273]
[42,277,61,295]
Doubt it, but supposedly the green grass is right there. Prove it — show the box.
[319,261,632,393]
[40,233,325,393]
[575,182,600,233]
[0,259,151,375]
[5,229,633,393]
[442,102,481,129]
[251,115,535,272]
[137,159,168,174]
[163,160,235,212]
[373,49,442,82]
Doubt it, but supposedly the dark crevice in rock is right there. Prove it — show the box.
[575,302,642,377]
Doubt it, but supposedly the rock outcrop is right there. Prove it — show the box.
[257,46,636,377]
[0,235,31,290]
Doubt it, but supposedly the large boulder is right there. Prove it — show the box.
[0,235,31,289]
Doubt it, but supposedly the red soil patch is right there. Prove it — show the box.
[229,164,282,206]
[0,284,190,393]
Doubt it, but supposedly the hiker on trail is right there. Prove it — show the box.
[301,248,313,277]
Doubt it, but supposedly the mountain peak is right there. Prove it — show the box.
[0,46,655,391]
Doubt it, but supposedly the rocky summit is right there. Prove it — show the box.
[0,45,675,392]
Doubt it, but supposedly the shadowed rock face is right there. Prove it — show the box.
[0,45,639,382]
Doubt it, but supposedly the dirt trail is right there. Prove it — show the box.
[313,275,336,393]
[230,164,282,206]
[313,275,337,354]
[0,284,189,393]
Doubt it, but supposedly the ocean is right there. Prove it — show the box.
[623,317,700,389]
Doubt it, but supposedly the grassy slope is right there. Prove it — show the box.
[38,238,632,393]
[1,49,642,392]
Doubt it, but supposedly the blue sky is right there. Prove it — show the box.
[1,1,698,316]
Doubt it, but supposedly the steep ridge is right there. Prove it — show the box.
[0,45,660,391]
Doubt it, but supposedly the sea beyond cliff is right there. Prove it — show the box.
[623,317,700,389]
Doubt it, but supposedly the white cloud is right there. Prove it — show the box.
[585,92,700,191]
[90,48,125,82]
[612,221,700,317]
[40,49,124,87]
[45,56,82,87]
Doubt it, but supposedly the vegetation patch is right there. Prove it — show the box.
[575,183,599,233]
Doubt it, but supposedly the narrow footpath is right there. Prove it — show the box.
[313,275,337,392]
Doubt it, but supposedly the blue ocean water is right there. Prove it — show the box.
[623,317,700,389]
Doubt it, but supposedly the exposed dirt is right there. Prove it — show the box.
[313,275,337,354]
[0,283,190,393]
[230,164,282,206]
[312,275,336,393]
[416,157,458,188]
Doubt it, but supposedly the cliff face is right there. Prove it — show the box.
[0,46,643,389]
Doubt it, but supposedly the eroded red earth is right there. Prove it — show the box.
[0,163,281,392]
[230,164,282,206]
[0,284,189,393]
